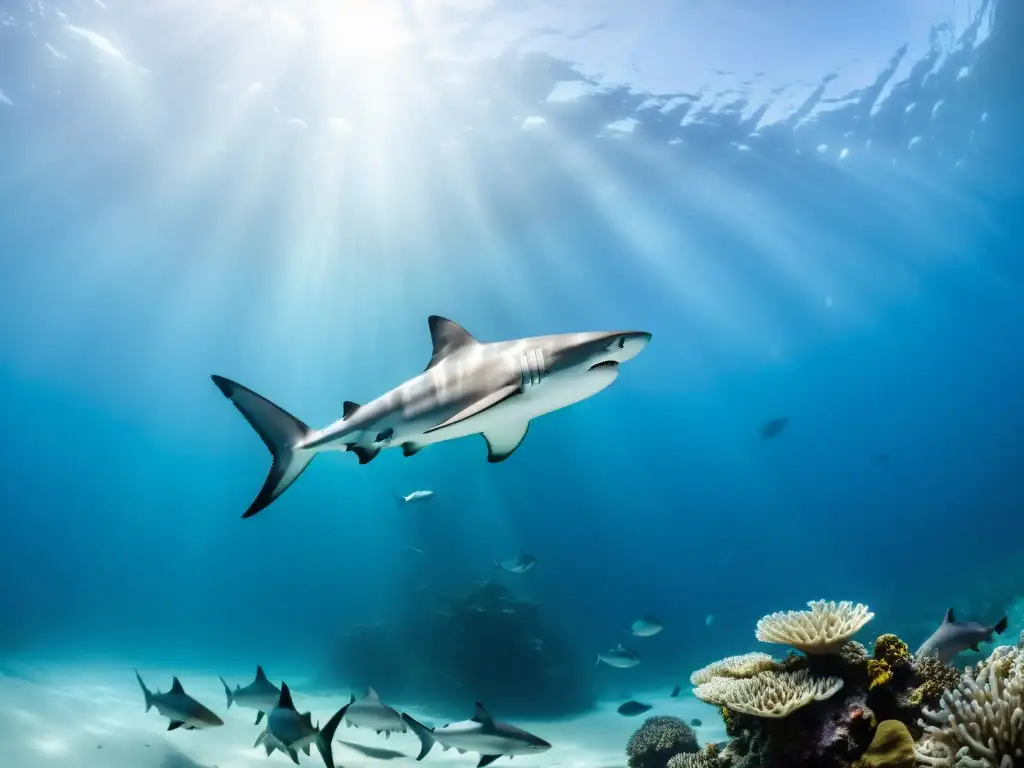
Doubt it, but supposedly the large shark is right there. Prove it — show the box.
[401,703,552,767]
[212,316,651,518]
[254,682,347,767]
[135,671,224,731]
[220,665,281,725]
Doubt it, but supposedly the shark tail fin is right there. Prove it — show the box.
[401,713,437,761]
[995,616,1009,635]
[211,375,318,519]
[135,670,154,713]
[316,701,350,768]
[219,676,234,709]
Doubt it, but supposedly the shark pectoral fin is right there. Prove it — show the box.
[483,421,530,463]
[254,710,265,725]
[167,721,185,731]
[478,755,503,767]
[254,730,268,748]
[302,744,311,756]
[287,747,300,765]
[264,743,275,756]
[424,385,522,435]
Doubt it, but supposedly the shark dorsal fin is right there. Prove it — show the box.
[278,682,296,711]
[255,665,268,682]
[945,608,956,624]
[343,401,361,419]
[471,702,494,726]
[366,686,380,700]
[170,677,185,694]
[425,316,478,370]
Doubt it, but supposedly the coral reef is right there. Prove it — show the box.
[852,720,915,768]
[756,600,875,655]
[916,644,1024,767]
[694,668,844,717]
[626,716,699,768]
[690,653,778,686]
[667,745,722,768]
[680,599,971,768]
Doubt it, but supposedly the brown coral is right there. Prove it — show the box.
[852,720,915,768]
[908,655,961,708]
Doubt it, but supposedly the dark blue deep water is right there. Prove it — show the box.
[0,0,1022,764]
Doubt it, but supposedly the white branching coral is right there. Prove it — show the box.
[916,646,1024,768]
[755,600,874,654]
[689,653,777,686]
[693,668,843,718]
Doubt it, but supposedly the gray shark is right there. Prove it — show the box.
[494,552,536,574]
[401,702,551,768]
[220,665,280,725]
[344,686,407,737]
[212,316,651,518]
[254,682,347,767]
[135,670,224,731]
[915,608,1009,664]
[597,644,641,668]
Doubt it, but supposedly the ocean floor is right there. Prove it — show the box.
[0,664,726,768]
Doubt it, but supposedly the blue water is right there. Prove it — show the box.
[0,0,1022,755]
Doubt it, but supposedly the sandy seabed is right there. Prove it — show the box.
[0,664,725,768]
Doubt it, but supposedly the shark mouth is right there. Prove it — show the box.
[588,360,619,372]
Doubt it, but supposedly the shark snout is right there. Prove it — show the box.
[606,331,652,363]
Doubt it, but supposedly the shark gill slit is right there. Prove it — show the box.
[519,349,548,387]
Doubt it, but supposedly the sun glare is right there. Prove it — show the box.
[288,0,412,61]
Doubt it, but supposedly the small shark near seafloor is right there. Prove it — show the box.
[915,608,1008,664]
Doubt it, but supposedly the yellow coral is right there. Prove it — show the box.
[720,706,737,736]
[868,659,893,690]
[910,656,961,707]
[873,634,912,666]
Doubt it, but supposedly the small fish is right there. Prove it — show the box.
[670,686,680,698]
[705,614,715,627]
[617,700,652,717]
[759,417,789,439]
[596,644,640,669]
[394,490,435,506]
[495,552,536,574]
[220,665,280,725]
[405,546,426,554]
[690,718,702,727]
[136,671,223,731]
[529,639,544,651]
[915,608,1009,664]
[630,616,663,637]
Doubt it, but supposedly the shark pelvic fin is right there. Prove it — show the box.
[210,375,317,518]
[425,315,479,370]
[348,444,381,464]
[424,384,521,435]
[483,421,530,463]
[287,748,300,765]
[168,721,185,731]
[343,401,361,419]
[478,756,503,768]
[402,442,425,457]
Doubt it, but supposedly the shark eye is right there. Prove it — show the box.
[617,336,625,349]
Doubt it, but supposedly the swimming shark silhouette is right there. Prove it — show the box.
[212,316,651,518]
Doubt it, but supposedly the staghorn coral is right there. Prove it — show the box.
[690,653,777,686]
[755,600,875,655]
[916,645,1024,768]
[908,656,961,708]
[666,745,721,768]
[852,720,915,768]
[694,668,844,718]
[626,716,699,768]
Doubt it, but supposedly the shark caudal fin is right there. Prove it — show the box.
[135,670,154,713]
[219,676,234,709]
[316,700,350,768]
[211,376,318,519]
[401,713,437,761]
